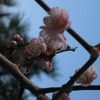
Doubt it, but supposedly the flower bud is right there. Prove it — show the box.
[37,94,49,100]
[10,40,17,47]
[75,66,98,87]
[39,59,52,72]
[52,91,70,100]
[23,38,47,59]
[39,7,70,51]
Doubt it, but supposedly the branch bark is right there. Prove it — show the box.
[0,53,40,96]
[39,85,100,94]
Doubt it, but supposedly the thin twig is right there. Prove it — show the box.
[56,45,77,54]
[18,84,25,100]
[52,57,98,100]
[35,0,50,11]
[67,28,92,53]
[39,85,100,94]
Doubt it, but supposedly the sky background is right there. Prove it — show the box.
[14,0,100,100]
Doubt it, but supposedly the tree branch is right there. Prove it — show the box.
[52,57,98,100]
[0,53,40,96]
[35,0,50,12]
[39,85,100,94]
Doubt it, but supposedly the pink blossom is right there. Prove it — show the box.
[9,34,24,54]
[23,38,46,59]
[37,94,49,100]
[19,38,53,74]
[19,65,32,74]
[42,7,71,31]
[40,30,67,51]
[75,66,98,87]
[52,91,70,100]
[39,58,52,72]
[10,40,17,47]
[39,7,70,51]
[13,33,24,45]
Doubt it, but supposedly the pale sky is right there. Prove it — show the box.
[15,0,100,100]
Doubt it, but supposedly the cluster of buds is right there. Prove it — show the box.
[23,38,46,59]
[37,94,49,100]
[39,7,71,51]
[75,66,98,87]
[19,7,71,74]
[10,33,24,53]
[52,91,70,100]
[19,38,54,74]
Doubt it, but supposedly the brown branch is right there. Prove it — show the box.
[52,57,98,100]
[67,28,92,53]
[35,0,50,11]
[39,85,100,94]
[73,85,100,91]
[0,53,40,96]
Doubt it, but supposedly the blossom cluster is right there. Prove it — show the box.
[19,7,70,74]
[19,37,54,74]
[39,7,70,51]
[10,33,24,53]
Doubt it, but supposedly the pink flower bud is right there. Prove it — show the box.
[37,94,49,100]
[49,7,71,30]
[23,38,47,59]
[39,59,52,72]
[52,91,70,100]
[14,33,21,39]
[75,66,98,87]
[39,7,69,51]
[13,34,24,45]
[91,43,100,58]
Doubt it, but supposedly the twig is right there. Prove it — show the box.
[73,85,100,91]
[18,84,24,100]
[35,0,50,11]
[39,85,100,94]
[56,45,77,54]
[52,57,98,100]
[67,28,92,53]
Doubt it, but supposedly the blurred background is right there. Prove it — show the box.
[0,0,100,100]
